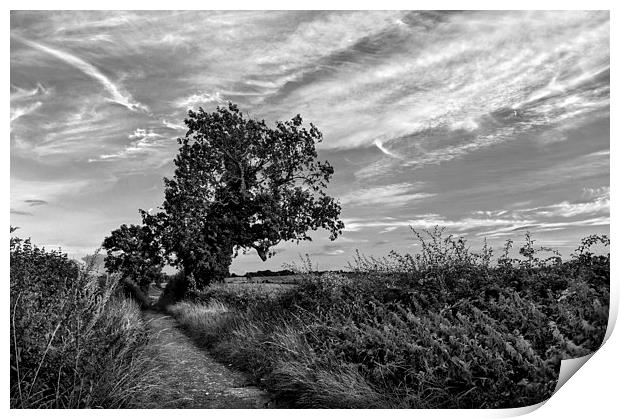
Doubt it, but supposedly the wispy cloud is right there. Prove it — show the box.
[24,199,48,207]
[162,119,186,131]
[176,91,224,109]
[344,213,610,239]
[10,11,609,272]
[373,139,401,159]
[582,186,609,199]
[536,199,609,218]
[11,83,49,101]
[344,216,532,233]
[12,35,148,112]
[10,83,48,125]
[89,128,169,163]
[343,189,610,238]
[339,183,434,207]
[478,217,610,238]
[11,209,33,216]
[128,128,162,141]
[11,177,92,204]
[514,188,610,219]
[11,101,42,122]
[273,11,608,176]
[309,243,346,257]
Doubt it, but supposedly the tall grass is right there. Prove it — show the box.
[10,235,161,408]
[166,229,609,408]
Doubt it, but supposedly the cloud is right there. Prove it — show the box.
[162,119,186,131]
[343,197,610,237]
[343,216,530,233]
[309,243,346,257]
[89,128,168,162]
[11,209,33,216]
[128,128,162,140]
[24,199,48,207]
[374,139,401,159]
[537,199,609,218]
[176,92,224,109]
[480,188,611,221]
[10,83,49,101]
[335,236,369,244]
[586,149,610,158]
[582,186,609,199]
[9,11,610,273]
[54,13,141,33]
[12,35,148,112]
[531,188,610,218]
[339,183,434,207]
[327,249,345,255]
[10,84,48,124]
[269,11,608,179]
[380,226,399,234]
[479,217,610,238]
[11,177,92,204]
[10,101,42,122]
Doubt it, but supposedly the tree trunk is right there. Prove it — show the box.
[254,244,268,261]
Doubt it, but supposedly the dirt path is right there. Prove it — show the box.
[139,287,272,408]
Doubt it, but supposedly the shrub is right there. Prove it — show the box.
[10,234,160,408]
[154,270,189,309]
[102,222,165,295]
[167,230,609,408]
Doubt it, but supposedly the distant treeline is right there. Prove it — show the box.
[229,269,350,278]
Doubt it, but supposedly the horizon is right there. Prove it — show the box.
[10,10,610,275]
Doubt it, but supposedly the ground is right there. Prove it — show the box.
[139,286,272,408]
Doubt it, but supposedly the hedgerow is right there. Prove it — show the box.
[10,232,160,408]
[168,229,609,408]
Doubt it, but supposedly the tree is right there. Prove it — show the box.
[157,103,344,287]
[101,219,164,294]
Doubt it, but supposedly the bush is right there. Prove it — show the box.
[154,270,189,309]
[102,222,165,294]
[167,230,609,408]
[10,234,159,408]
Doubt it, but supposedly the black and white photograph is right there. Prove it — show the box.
[9,6,612,411]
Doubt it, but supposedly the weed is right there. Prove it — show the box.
[165,230,609,408]
[10,234,162,408]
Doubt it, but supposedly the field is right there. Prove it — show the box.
[166,231,610,408]
[224,275,305,284]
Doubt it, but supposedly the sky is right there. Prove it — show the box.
[10,10,610,274]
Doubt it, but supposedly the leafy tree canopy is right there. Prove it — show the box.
[101,220,164,291]
[157,103,344,285]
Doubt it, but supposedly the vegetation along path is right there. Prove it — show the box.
[140,288,272,408]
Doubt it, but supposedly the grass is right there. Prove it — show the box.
[165,229,610,408]
[10,235,164,408]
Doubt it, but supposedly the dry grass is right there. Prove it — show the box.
[11,279,163,408]
[169,298,392,407]
[165,231,609,408]
[10,236,165,408]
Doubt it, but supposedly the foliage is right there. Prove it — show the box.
[153,270,190,309]
[101,219,164,293]
[239,268,297,278]
[168,230,609,408]
[10,234,160,408]
[153,103,343,288]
